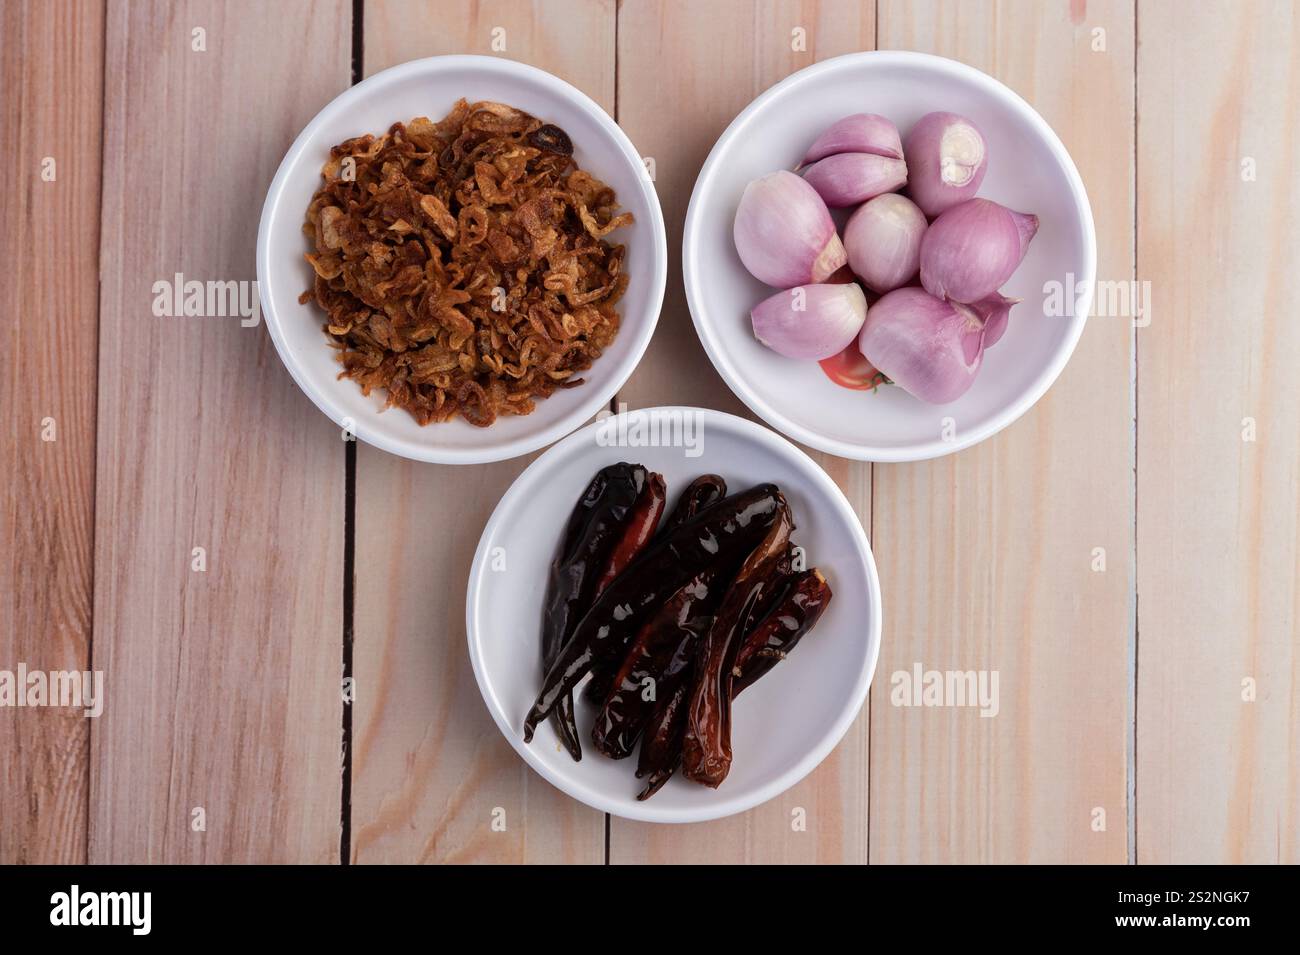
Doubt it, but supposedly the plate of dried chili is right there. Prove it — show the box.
[467,407,881,822]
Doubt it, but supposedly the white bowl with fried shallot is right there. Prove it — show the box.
[258,55,666,464]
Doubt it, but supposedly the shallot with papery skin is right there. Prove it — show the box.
[802,113,903,164]
[919,198,1038,304]
[751,283,867,360]
[967,291,1019,348]
[801,152,908,207]
[858,287,986,404]
[734,171,847,288]
[903,112,988,217]
[1011,209,1038,259]
[844,193,927,293]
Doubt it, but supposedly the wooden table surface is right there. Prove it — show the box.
[3,0,1297,865]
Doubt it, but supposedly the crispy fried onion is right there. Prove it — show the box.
[300,100,633,427]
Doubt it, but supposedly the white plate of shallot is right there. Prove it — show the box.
[683,51,1096,462]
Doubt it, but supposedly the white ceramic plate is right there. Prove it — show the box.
[466,407,881,823]
[257,56,666,464]
[683,51,1096,462]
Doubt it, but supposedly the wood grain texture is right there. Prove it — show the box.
[1135,0,1300,864]
[868,0,1133,863]
[348,0,614,864]
[89,0,350,863]
[0,0,104,865]
[5,0,1297,867]
[609,0,875,864]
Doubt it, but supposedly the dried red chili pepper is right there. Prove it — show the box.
[540,463,649,760]
[585,474,723,706]
[741,543,797,631]
[661,474,728,534]
[635,665,695,800]
[636,565,829,799]
[681,503,794,788]
[523,484,787,743]
[592,472,666,595]
[731,569,832,696]
[591,566,727,760]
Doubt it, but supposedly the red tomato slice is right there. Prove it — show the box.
[819,341,888,391]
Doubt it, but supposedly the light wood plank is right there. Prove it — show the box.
[89,0,350,863]
[0,0,103,865]
[349,0,614,864]
[1136,0,1300,864]
[868,0,1133,863]
[609,0,875,864]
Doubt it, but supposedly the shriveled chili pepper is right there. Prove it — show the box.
[592,471,667,596]
[662,474,727,534]
[681,503,794,787]
[523,484,787,743]
[585,474,722,706]
[540,463,649,760]
[731,569,832,696]
[741,543,797,632]
[635,663,695,800]
[636,566,828,799]
[598,479,739,763]
[591,566,728,760]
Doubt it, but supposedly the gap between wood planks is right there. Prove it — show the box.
[339,0,365,868]
[86,0,110,868]
[1128,0,1140,867]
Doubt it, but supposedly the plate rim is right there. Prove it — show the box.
[464,405,882,823]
